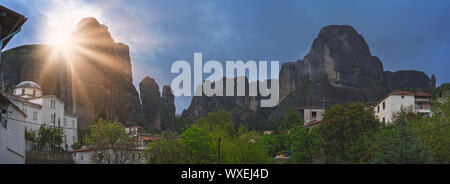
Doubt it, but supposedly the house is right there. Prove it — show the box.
[373,90,432,123]
[137,136,155,148]
[0,93,27,164]
[304,120,323,132]
[0,4,28,163]
[6,81,78,150]
[71,146,147,164]
[300,106,325,125]
[298,106,326,131]
[125,125,144,137]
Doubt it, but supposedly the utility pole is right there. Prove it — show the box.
[217,137,221,164]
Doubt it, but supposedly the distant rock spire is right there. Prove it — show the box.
[431,74,436,88]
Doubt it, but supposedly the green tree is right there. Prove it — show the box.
[288,124,321,164]
[87,118,134,164]
[411,99,450,164]
[146,132,189,164]
[36,124,64,152]
[345,130,380,164]
[372,112,431,164]
[221,126,272,164]
[279,107,303,131]
[318,102,379,163]
[260,133,288,158]
[180,125,215,164]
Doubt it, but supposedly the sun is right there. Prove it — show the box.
[40,1,102,46]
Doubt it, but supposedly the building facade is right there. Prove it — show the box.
[0,93,27,164]
[300,106,325,124]
[71,146,147,164]
[6,81,78,150]
[373,91,432,123]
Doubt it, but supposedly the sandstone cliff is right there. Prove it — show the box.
[0,18,143,125]
[139,76,176,131]
[182,25,436,128]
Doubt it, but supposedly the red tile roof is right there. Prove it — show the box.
[373,90,414,107]
[414,91,432,97]
[304,120,323,127]
[138,137,155,142]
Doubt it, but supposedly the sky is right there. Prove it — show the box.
[2,0,450,114]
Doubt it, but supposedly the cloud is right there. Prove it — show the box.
[3,0,450,114]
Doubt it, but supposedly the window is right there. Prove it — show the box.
[22,89,25,95]
[401,95,404,99]
[383,102,385,110]
[377,106,380,113]
[33,111,38,120]
[51,113,56,124]
[383,117,385,123]
[312,111,317,120]
[33,90,36,97]
[50,99,56,109]
[64,118,67,126]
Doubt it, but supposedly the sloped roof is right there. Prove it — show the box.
[0,5,27,49]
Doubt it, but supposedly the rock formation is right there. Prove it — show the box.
[139,76,176,131]
[182,25,436,128]
[160,86,176,131]
[0,18,143,125]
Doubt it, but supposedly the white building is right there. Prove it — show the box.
[0,93,27,164]
[71,146,147,164]
[125,125,144,137]
[6,81,78,150]
[300,106,325,124]
[373,91,432,123]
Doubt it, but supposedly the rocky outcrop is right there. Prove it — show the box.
[181,25,436,128]
[384,70,436,90]
[160,86,176,131]
[181,77,275,129]
[0,17,143,125]
[140,77,161,130]
[272,25,435,120]
[139,76,176,131]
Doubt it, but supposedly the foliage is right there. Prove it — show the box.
[146,109,272,164]
[287,124,321,164]
[25,128,36,143]
[222,127,272,164]
[146,132,189,164]
[410,99,450,163]
[318,102,379,163]
[36,124,65,151]
[279,107,303,131]
[260,133,288,158]
[372,112,431,164]
[86,118,134,164]
[72,142,82,150]
[180,125,215,163]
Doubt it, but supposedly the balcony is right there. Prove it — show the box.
[415,103,430,113]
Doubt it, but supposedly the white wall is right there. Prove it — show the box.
[375,95,415,123]
[0,104,26,164]
[9,95,78,150]
[14,87,42,99]
[302,109,325,124]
